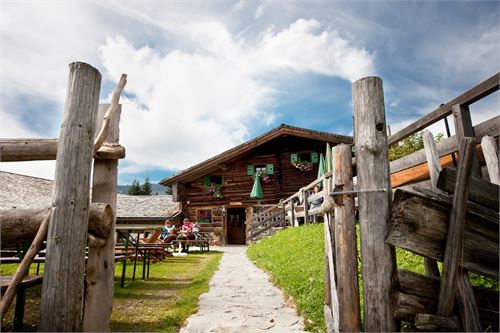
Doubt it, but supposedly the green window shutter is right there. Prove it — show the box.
[291,153,298,163]
[203,176,210,186]
[266,164,274,174]
[221,176,225,185]
[247,164,254,176]
[311,152,318,164]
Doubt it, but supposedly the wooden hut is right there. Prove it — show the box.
[160,124,352,244]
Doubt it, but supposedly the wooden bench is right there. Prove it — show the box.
[0,275,43,331]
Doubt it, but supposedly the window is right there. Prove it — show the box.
[203,175,224,186]
[247,164,274,176]
[255,165,267,175]
[198,209,212,223]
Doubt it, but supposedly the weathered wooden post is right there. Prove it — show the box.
[333,144,360,331]
[40,62,101,331]
[353,76,397,331]
[422,130,442,277]
[83,104,121,331]
[323,145,339,333]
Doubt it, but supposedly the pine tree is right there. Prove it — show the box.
[165,185,172,195]
[141,177,152,195]
[128,179,142,195]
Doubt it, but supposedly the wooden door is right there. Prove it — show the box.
[227,208,246,244]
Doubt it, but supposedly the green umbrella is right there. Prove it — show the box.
[317,153,325,188]
[325,143,332,173]
[250,175,264,199]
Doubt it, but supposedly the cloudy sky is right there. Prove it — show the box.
[1,1,498,184]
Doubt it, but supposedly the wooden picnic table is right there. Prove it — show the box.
[115,226,170,287]
[0,275,43,331]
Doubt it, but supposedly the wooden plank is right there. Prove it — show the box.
[388,73,499,145]
[437,138,475,317]
[481,135,500,185]
[394,269,498,331]
[452,104,481,177]
[387,189,498,278]
[332,144,360,332]
[324,214,339,332]
[40,62,101,332]
[414,314,458,332]
[353,76,396,331]
[84,104,122,331]
[437,168,499,210]
[0,139,125,161]
[456,271,482,331]
[422,131,443,278]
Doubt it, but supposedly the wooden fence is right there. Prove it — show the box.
[0,62,126,331]
[246,72,499,332]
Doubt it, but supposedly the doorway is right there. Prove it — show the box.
[226,208,246,244]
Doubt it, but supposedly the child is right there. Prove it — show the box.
[178,218,196,252]
[161,219,177,243]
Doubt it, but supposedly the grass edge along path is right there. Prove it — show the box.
[247,223,498,333]
[247,225,326,332]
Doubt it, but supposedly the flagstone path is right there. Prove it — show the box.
[180,245,307,333]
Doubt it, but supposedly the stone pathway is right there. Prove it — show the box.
[180,246,307,333]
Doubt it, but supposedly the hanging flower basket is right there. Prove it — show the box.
[206,182,223,198]
[292,160,313,172]
[261,175,271,184]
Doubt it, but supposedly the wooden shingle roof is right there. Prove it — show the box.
[0,171,180,218]
[160,124,352,186]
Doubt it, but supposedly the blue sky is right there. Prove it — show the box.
[1,1,498,184]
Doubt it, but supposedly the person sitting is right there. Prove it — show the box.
[310,185,324,209]
[178,218,196,252]
[160,219,177,243]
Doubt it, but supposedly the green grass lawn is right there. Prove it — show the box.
[247,223,498,333]
[0,251,222,332]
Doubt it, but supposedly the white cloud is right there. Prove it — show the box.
[0,112,56,179]
[99,19,375,173]
[254,5,264,20]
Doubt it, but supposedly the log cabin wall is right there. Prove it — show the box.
[176,136,339,243]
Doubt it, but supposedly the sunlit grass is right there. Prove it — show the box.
[0,252,222,332]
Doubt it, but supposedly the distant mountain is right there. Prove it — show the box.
[117,183,170,195]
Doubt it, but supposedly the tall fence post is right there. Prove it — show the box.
[40,62,101,331]
[353,76,397,331]
[333,144,360,331]
[83,104,121,331]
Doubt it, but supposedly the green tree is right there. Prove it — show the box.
[165,185,172,195]
[389,131,444,161]
[141,177,152,195]
[128,179,142,195]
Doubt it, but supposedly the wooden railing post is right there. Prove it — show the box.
[353,76,396,331]
[303,191,309,225]
[40,62,101,331]
[83,104,121,331]
[452,104,481,177]
[333,144,360,331]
